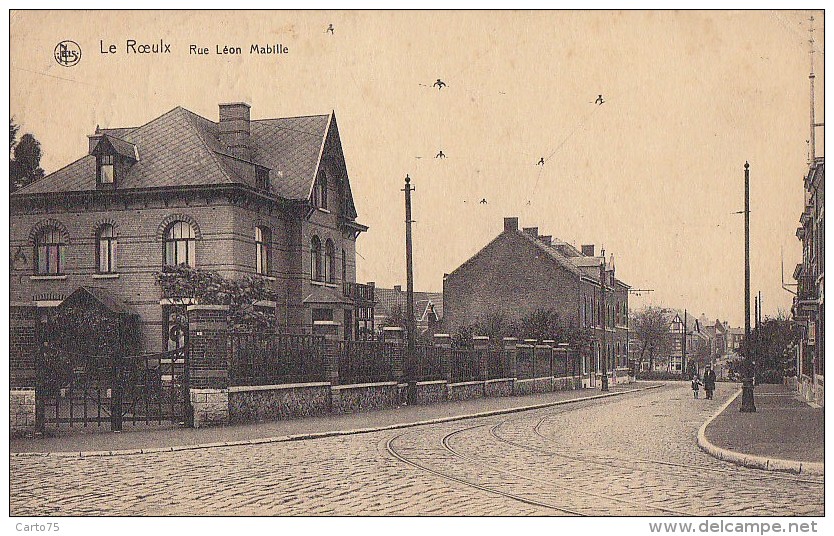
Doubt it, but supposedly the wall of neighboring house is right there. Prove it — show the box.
[298,181,358,337]
[443,231,581,332]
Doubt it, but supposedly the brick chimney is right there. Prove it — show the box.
[581,244,595,257]
[503,217,519,232]
[394,285,402,292]
[218,102,252,161]
[522,227,539,238]
[538,235,552,245]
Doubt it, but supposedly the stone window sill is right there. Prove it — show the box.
[310,280,326,286]
[256,274,276,281]
[30,275,68,281]
[92,273,120,279]
[316,207,332,214]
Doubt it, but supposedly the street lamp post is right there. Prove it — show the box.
[740,161,757,412]
[599,258,609,392]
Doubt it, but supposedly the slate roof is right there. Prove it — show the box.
[14,106,336,203]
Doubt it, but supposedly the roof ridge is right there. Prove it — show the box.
[253,113,331,121]
[517,230,581,276]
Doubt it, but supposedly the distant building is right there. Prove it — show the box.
[443,217,630,387]
[374,285,442,334]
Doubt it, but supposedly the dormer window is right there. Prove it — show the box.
[99,154,115,184]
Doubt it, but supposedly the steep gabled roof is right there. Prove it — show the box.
[13,106,345,207]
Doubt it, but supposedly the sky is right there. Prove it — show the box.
[9,10,825,327]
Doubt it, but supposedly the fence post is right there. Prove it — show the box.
[503,337,518,394]
[434,333,452,384]
[187,305,230,428]
[383,327,405,382]
[313,322,341,386]
[473,336,489,381]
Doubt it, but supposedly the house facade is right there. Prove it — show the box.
[443,217,630,386]
[10,102,372,354]
[792,156,824,405]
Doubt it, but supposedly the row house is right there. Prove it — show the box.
[442,217,630,387]
[792,156,824,405]
[10,102,374,354]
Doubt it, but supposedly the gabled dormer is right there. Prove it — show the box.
[87,129,139,190]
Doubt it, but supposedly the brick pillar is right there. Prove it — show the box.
[313,322,341,385]
[434,333,452,384]
[383,327,405,382]
[10,304,38,389]
[187,305,230,428]
[503,337,518,380]
[543,340,556,378]
[473,335,489,381]
[11,304,39,436]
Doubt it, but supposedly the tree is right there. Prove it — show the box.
[736,313,797,383]
[631,306,673,371]
[10,127,45,192]
[10,118,19,151]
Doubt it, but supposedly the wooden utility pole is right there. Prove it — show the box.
[683,309,688,377]
[741,161,756,412]
[403,175,416,402]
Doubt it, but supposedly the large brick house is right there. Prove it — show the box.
[10,102,373,353]
[443,217,630,385]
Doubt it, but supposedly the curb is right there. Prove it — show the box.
[696,388,825,476]
[12,383,662,458]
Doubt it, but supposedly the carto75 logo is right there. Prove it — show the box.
[54,41,81,66]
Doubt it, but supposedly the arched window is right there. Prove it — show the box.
[325,239,335,284]
[164,221,196,268]
[34,227,66,275]
[310,236,322,281]
[96,224,117,273]
[255,226,270,275]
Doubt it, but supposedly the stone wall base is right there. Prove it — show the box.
[229,383,330,424]
[190,388,229,428]
[331,382,398,414]
[10,389,36,438]
[415,381,448,405]
[448,381,484,402]
[484,378,514,397]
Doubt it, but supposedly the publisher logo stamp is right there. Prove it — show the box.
[54,41,81,67]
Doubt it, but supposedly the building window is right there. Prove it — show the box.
[311,235,323,281]
[34,227,66,275]
[325,239,335,284]
[255,167,269,190]
[164,221,196,268]
[314,169,328,209]
[96,224,117,273]
[342,249,347,282]
[255,226,270,275]
[99,154,115,184]
[312,308,333,322]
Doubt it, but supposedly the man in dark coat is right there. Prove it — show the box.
[703,365,717,400]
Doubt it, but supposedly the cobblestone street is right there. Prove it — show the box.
[10,383,823,516]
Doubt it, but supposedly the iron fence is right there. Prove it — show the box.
[451,348,482,383]
[338,340,394,384]
[414,344,444,381]
[487,348,510,379]
[229,332,326,386]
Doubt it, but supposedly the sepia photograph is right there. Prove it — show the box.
[6,6,826,523]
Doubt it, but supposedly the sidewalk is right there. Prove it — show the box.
[700,383,824,474]
[10,382,659,456]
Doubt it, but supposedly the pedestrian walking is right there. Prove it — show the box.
[703,366,717,400]
[691,374,702,399]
